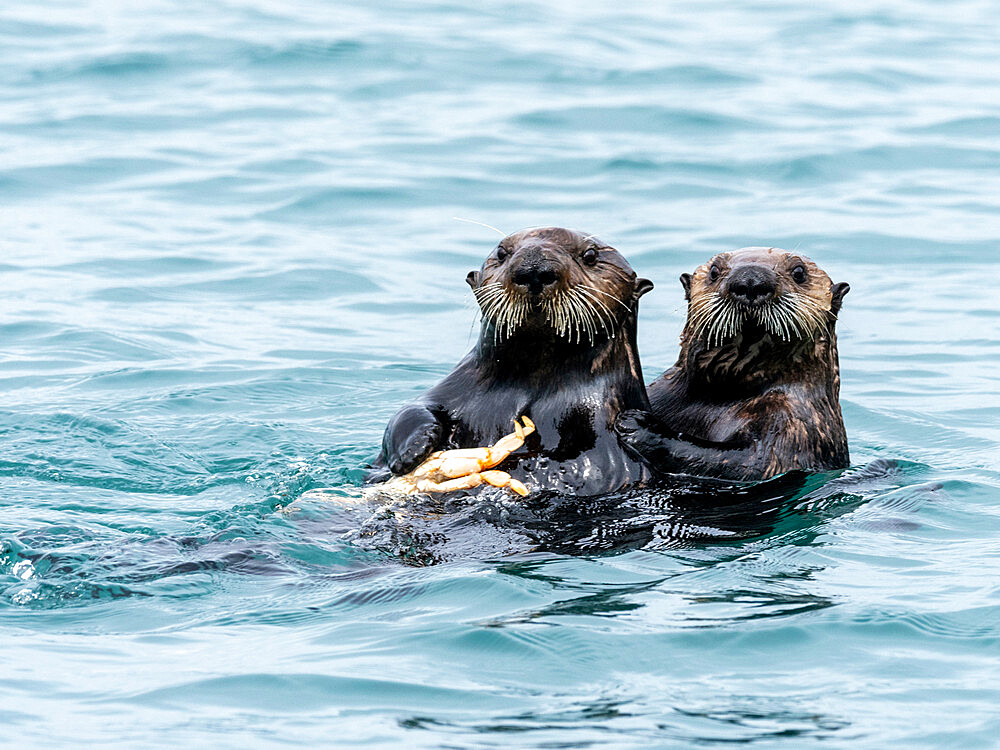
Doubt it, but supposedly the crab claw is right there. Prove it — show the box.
[481,416,535,469]
[482,470,529,496]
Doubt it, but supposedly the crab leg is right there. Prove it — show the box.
[414,473,487,494]
[481,416,535,469]
[385,416,536,497]
[436,416,535,477]
[481,470,529,497]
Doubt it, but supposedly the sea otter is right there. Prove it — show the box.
[615,247,850,481]
[370,227,654,496]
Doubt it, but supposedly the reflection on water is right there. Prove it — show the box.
[324,459,905,564]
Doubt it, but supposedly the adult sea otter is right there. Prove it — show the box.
[369,227,654,496]
[616,247,850,481]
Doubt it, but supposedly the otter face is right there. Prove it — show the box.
[466,227,652,346]
[681,247,849,348]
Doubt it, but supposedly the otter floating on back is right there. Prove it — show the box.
[616,247,850,481]
[370,227,654,496]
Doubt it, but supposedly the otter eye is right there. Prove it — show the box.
[582,247,599,266]
[709,265,721,283]
[496,246,508,262]
[791,265,807,284]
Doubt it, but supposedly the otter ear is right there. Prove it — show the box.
[466,270,480,290]
[679,273,692,301]
[633,277,654,300]
[831,282,850,315]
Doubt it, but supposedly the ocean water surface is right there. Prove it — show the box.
[2,0,1000,747]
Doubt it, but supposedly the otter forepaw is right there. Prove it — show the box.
[614,409,650,437]
[388,421,443,475]
[614,409,668,462]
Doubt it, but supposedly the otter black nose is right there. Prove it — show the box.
[512,264,558,294]
[726,266,777,305]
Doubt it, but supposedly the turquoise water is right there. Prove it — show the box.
[3,0,1000,746]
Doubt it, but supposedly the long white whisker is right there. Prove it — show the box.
[575,287,616,339]
[576,291,601,345]
[572,291,598,345]
[579,284,632,313]
[564,291,589,345]
[452,217,506,236]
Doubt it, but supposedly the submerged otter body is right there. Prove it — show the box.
[371,227,654,496]
[617,247,850,481]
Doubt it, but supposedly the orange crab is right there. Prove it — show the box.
[383,416,535,497]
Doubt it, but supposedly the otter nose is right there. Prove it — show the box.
[512,263,558,294]
[726,266,777,305]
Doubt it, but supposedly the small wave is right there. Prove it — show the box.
[92,267,379,303]
[513,104,760,134]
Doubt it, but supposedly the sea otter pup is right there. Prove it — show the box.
[616,247,850,481]
[370,227,654,496]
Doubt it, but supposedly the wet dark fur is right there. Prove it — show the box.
[370,227,654,496]
[616,247,850,481]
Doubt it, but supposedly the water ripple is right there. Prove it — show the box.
[2,0,1000,746]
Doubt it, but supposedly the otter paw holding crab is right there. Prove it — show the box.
[383,417,535,497]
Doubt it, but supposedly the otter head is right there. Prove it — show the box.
[681,247,849,349]
[466,227,653,347]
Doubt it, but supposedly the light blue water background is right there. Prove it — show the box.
[2,1,1000,746]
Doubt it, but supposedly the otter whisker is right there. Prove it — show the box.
[752,292,830,342]
[452,217,506,236]
[544,294,559,340]
[567,294,584,344]
[553,290,572,343]
[474,283,530,345]
[475,294,506,317]
[718,300,742,347]
[783,299,805,340]
[757,303,774,338]
[776,299,796,341]
[565,290,596,345]
[575,287,617,339]
[580,292,604,345]
[695,297,719,346]
[786,294,824,338]
[564,292,584,345]
[583,289,611,341]
[576,286,615,324]
[472,282,503,300]
[777,304,795,341]
[473,283,505,310]
[715,301,735,345]
[511,297,528,339]
[474,294,501,320]
[579,284,633,314]
[550,291,579,344]
[708,304,723,347]
[576,291,601,346]
[691,293,740,348]
[477,277,636,348]
[687,302,713,343]
[686,292,721,336]
[563,294,580,345]
[758,298,784,341]
[475,288,508,324]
